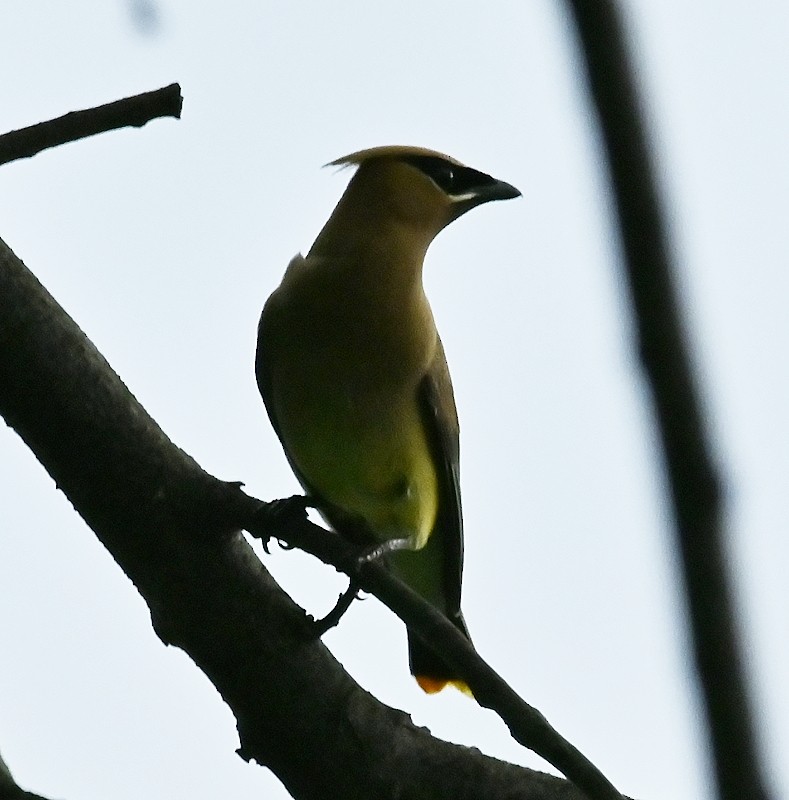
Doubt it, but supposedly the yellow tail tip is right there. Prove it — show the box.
[415,676,474,698]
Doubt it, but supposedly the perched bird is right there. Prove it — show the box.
[256,145,520,694]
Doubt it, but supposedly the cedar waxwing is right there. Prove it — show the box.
[256,145,520,694]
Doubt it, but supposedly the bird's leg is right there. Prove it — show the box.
[311,533,411,634]
[357,535,415,564]
[308,580,362,637]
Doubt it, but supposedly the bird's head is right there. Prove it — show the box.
[306,146,519,264]
[327,145,520,235]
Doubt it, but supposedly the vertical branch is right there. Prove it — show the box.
[563,2,771,799]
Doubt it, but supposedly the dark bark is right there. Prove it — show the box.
[0,237,624,800]
[0,84,181,166]
[564,2,770,799]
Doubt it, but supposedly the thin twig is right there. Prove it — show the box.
[563,2,771,799]
[251,501,625,800]
[309,580,361,635]
[0,83,182,166]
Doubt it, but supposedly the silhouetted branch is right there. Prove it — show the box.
[0,751,52,800]
[250,501,624,800]
[0,236,628,800]
[0,84,181,166]
[564,2,770,800]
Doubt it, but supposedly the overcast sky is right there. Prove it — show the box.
[1,2,787,799]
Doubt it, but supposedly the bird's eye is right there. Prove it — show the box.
[405,155,492,197]
[406,156,461,193]
[431,163,457,191]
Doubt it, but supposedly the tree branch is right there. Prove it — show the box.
[250,502,624,800]
[0,84,182,166]
[0,751,52,800]
[563,2,770,799]
[0,237,626,800]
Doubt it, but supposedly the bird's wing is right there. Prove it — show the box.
[255,300,315,495]
[417,336,466,624]
[255,296,371,544]
[255,306,283,443]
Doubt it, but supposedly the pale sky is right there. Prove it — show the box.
[1,2,787,799]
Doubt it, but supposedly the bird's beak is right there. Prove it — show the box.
[477,178,521,203]
[449,177,521,221]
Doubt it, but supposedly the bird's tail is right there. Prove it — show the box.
[408,612,473,696]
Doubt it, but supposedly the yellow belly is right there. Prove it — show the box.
[276,388,438,549]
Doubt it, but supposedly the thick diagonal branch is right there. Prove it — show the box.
[0,237,623,800]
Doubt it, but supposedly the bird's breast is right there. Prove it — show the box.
[262,279,439,546]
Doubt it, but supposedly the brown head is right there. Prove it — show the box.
[308,145,520,263]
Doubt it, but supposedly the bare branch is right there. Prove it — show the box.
[563,2,771,799]
[0,237,626,800]
[0,84,182,166]
[0,751,53,800]
[250,501,624,800]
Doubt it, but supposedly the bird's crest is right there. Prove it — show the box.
[327,145,465,170]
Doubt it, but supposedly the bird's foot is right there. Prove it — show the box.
[250,495,317,552]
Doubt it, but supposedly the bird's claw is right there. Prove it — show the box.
[249,495,312,552]
[266,494,312,521]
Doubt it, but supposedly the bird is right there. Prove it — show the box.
[256,145,520,694]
